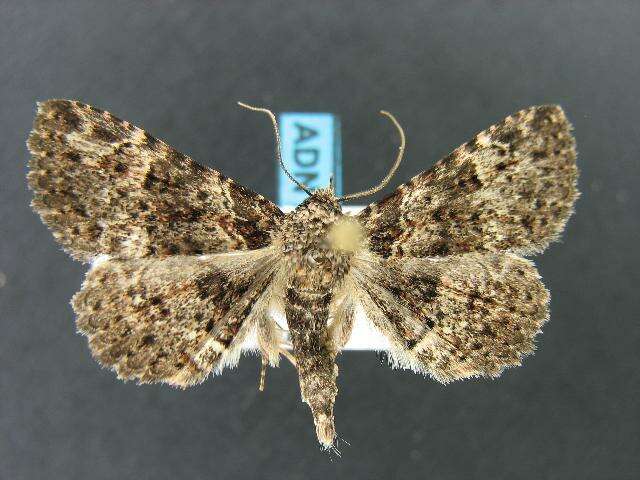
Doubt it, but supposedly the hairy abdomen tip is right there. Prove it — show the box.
[314,413,336,448]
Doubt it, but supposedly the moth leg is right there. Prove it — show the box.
[280,348,297,368]
[256,345,296,392]
[327,285,356,352]
[258,354,268,392]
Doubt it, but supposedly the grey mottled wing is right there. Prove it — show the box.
[351,251,549,382]
[358,105,578,258]
[28,99,283,262]
[72,248,280,387]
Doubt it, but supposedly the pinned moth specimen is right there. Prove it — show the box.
[27,100,578,448]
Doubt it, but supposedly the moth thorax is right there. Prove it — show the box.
[327,216,365,253]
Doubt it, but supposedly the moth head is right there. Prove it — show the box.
[299,187,340,212]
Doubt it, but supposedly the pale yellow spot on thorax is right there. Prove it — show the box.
[327,216,365,253]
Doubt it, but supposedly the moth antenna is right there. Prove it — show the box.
[338,110,406,201]
[237,101,313,196]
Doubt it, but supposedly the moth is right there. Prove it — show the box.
[27,99,578,449]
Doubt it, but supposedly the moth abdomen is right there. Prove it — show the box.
[284,259,342,448]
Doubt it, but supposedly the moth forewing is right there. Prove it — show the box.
[357,105,578,258]
[27,99,283,262]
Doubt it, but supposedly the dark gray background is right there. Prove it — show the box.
[1,1,638,479]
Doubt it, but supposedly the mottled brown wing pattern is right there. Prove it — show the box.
[351,251,549,382]
[358,105,578,258]
[72,248,280,387]
[26,99,579,448]
[28,99,283,262]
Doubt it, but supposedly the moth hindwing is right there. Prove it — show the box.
[28,100,578,449]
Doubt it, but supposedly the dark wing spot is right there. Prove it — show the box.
[431,240,450,256]
[143,132,159,149]
[188,208,205,221]
[532,150,547,161]
[409,274,439,302]
[64,151,82,162]
[85,103,103,114]
[531,106,557,131]
[366,191,405,258]
[51,101,82,132]
[195,270,228,300]
[197,190,209,201]
[166,150,188,168]
[144,171,159,189]
[190,160,208,173]
[406,338,418,349]
[494,129,517,145]
[442,151,458,166]
[92,126,118,143]
[521,216,534,233]
[464,138,481,153]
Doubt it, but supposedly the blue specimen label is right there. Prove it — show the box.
[278,113,342,207]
